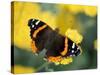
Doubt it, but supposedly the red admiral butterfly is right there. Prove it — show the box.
[28,19,82,63]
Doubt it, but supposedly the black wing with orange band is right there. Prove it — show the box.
[28,19,82,59]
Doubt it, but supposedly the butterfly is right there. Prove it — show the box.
[28,18,82,63]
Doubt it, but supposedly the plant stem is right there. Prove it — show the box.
[36,62,50,72]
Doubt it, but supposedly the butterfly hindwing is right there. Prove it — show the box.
[66,38,81,57]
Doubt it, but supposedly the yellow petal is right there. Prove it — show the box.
[60,57,73,65]
[68,5,83,14]
[83,6,97,17]
[40,11,56,29]
[65,28,83,44]
[13,2,41,50]
[55,62,60,65]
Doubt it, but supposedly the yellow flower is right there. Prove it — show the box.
[55,62,60,65]
[48,56,73,65]
[59,4,97,17]
[56,11,80,35]
[54,57,73,65]
[11,65,35,74]
[83,6,97,17]
[40,11,56,29]
[68,5,83,14]
[60,57,73,65]
[65,28,83,44]
[58,4,83,14]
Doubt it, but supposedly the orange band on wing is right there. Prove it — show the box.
[31,41,38,53]
[33,25,47,38]
[60,37,68,56]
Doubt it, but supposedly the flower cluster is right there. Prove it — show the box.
[48,56,73,65]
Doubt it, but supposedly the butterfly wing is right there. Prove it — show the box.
[28,18,82,59]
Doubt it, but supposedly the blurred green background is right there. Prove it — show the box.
[11,1,97,74]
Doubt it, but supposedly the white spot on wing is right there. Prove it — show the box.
[32,24,34,28]
[71,50,74,53]
[31,19,35,28]
[36,20,40,25]
[72,43,75,49]
[32,19,35,22]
